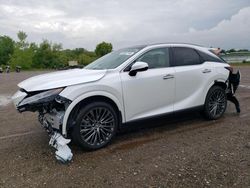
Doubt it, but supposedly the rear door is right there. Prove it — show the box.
[171,47,214,111]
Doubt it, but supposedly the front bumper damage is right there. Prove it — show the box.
[49,132,72,162]
[39,112,73,163]
[12,89,73,163]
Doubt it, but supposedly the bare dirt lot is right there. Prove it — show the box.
[0,67,250,188]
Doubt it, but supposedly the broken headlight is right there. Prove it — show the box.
[18,88,64,111]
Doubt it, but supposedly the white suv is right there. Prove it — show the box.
[13,43,231,150]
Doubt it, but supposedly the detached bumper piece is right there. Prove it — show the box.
[39,113,73,163]
[49,132,73,163]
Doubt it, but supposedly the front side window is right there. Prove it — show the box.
[85,47,144,70]
[172,47,201,66]
[136,48,170,69]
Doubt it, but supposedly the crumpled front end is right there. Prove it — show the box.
[12,87,73,163]
[12,87,69,133]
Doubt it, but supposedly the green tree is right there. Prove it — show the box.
[228,49,236,53]
[78,53,97,66]
[1,32,113,69]
[52,43,63,51]
[72,48,85,56]
[33,40,66,69]
[17,31,29,49]
[0,36,14,66]
[9,47,34,70]
[95,42,112,57]
[220,49,226,54]
[9,31,34,70]
[238,49,249,52]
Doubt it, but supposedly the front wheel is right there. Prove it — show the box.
[204,86,227,120]
[72,101,118,150]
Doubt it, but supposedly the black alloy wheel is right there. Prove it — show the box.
[72,101,118,150]
[204,86,227,120]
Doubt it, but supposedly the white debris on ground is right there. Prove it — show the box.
[49,132,73,163]
[0,95,12,107]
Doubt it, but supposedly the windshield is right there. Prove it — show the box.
[85,47,144,70]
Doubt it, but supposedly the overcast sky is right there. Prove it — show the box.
[0,0,250,50]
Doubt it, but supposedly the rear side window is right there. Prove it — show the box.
[172,47,201,66]
[197,50,225,63]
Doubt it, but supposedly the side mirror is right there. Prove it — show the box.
[129,61,148,76]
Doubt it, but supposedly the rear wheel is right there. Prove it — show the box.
[72,101,118,150]
[204,86,227,120]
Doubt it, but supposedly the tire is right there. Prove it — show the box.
[204,85,227,120]
[71,101,118,150]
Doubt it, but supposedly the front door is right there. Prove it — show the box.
[120,47,175,122]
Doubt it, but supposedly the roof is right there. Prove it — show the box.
[121,43,206,50]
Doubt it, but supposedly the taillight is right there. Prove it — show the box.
[225,66,233,72]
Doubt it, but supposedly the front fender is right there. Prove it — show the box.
[61,91,124,137]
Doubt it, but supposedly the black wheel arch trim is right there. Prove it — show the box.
[213,80,228,90]
[66,95,122,137]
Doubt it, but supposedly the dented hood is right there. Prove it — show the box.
[18,69,107,92]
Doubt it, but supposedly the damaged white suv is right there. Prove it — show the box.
[12,43,231,161]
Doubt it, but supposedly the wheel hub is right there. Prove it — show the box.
[208,89,226,118]
[80,107,115,146]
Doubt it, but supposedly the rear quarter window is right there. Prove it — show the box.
[197,50,225,63]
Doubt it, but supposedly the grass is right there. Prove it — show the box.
[230,62,250,66]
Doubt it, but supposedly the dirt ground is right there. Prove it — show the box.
[0,67,250,188]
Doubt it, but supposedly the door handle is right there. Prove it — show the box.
[163,74,174,80]
[202,69,211,73]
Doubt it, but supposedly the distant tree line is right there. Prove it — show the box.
[0,31,113,70]
[220,48,249,54]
